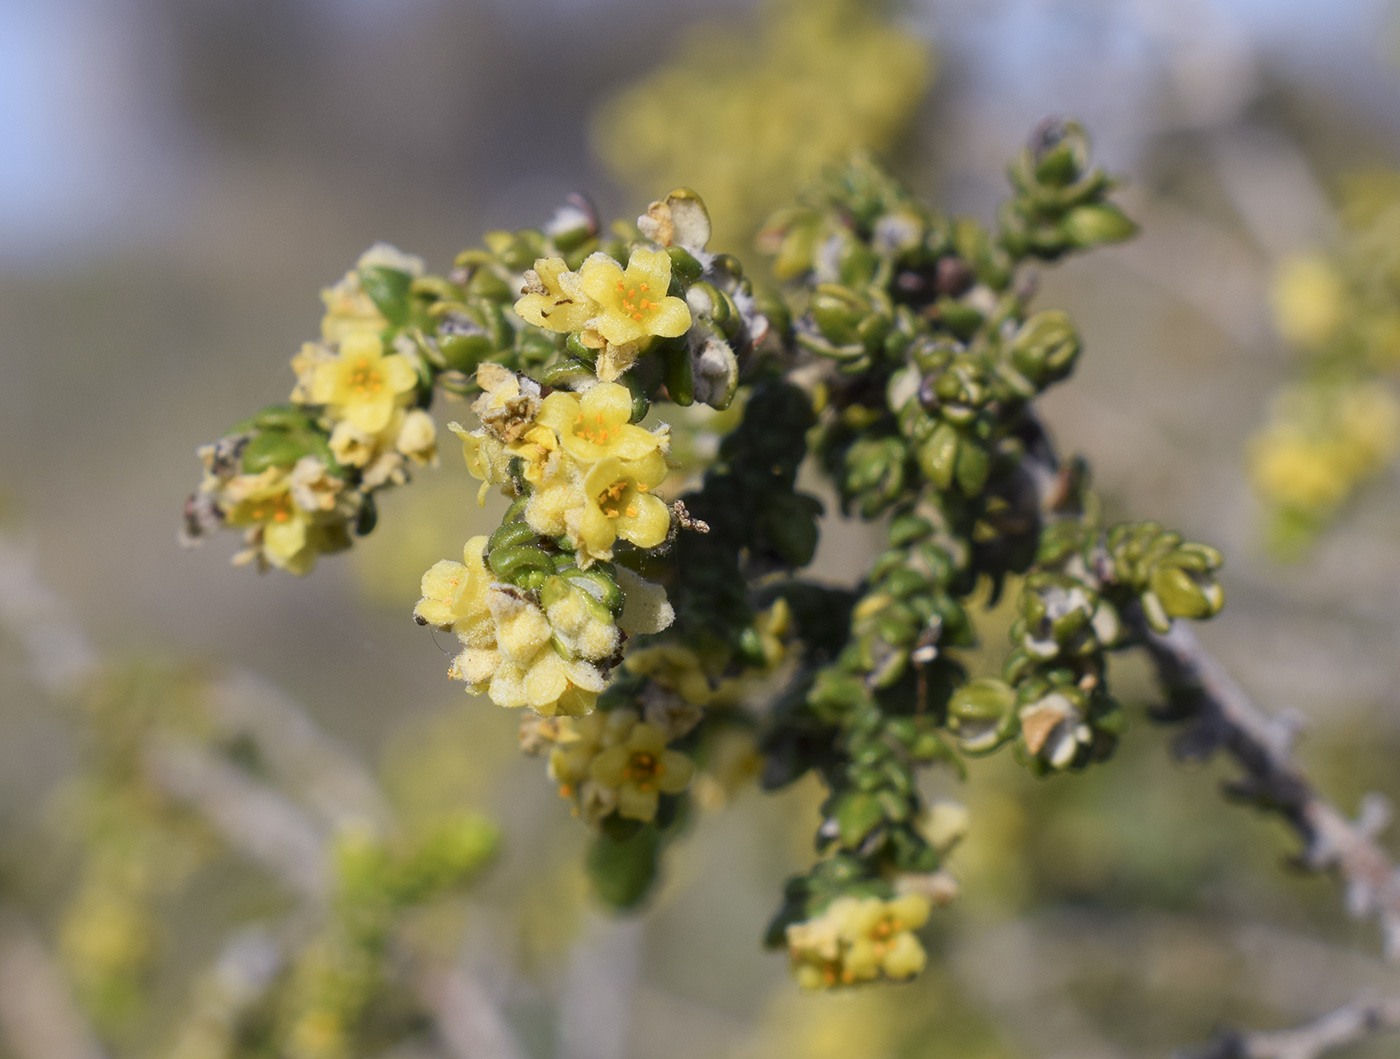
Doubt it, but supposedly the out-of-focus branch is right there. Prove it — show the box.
[164,929,284,1059]
[204,671,392,835]
[1178,994,1400,1059]
[421,963,528,1059]
[1141,620,1400,960]
[144,736,330,901]
[0,910,108,1059]
[0,537,99,696]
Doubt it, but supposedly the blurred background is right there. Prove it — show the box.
[4,0,1400,1057]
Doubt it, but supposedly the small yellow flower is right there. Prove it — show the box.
[320,243,425,344]
[1249,428,1351,514]
[546,709,639,797]
[1271,255,1346,349]
[513,257,598,334]
[570,451,671,563]
[311,332,420,434]
[224,468,316,573]
[536,383,664,464]
[588,722,694,821]
[414,535,492,631]
[576,247,692,347]
[786,893,930,989]
[624,645,714,705]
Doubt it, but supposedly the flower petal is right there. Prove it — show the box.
[624,247,673,292]
[537,391,581,435]
[617,784,660,822]
[577,254,626,305]
[646,296,692,338]
[590,746,631,787]
[381,354,420,395]
[616,493,670,549]
[579,383,634,427]
[592,313,647,346]
[657,751,695,793]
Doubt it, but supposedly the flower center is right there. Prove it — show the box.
[249,494,293,524]
[573,411,623,447]
[595,478,639,520]
[623,750,663,789]
[348,358,384,396]
[615,279,653,323]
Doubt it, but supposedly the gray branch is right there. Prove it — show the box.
[1177,994,1400,1059]
[1141,620,1400,960]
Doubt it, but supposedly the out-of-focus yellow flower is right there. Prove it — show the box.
[537,383,663,464]
[514,257,598,334]
[1271,255,1346,349]
[569,452,670,565]
[546,708,639,798]
[1335,384,1400,476]
[320,243,425,344]
[311,332,419,434]
[224,468,317,573]
[1249,428,1347,514]
[588,722,694,821]
[576,248,691,348]
[786,893,929,989]
[624,644,714,705]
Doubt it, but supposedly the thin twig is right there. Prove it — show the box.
[1140,620,1400,961]
[1177,994,1400,1059]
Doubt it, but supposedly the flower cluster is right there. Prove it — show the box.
[514,247,692,382]
[785,893,930,989]
[521,708,696,824]
[184,245,437,573]
[186,132,1243,993]
[1247,177,1400,554]
[459,367,674,568]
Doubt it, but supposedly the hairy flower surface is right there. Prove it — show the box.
[312,333,420,434]
[588,722,694,821]
[513,257,598,334]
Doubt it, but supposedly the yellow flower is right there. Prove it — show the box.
[224,468,317,573]
[1249,428,1352,514]
[486,588,606,717]
[546,708,639,797]
[786,893,930,989]
[624,645,714,705]
[311,332,420,434]
[320,243,425,344]
[569,451,671,563]
[536,383,664,464]
[513,257,598,334]
[1271,255,1346,349]
[588,722,694,821]
[414,535,492,631]
[576,247,692,347]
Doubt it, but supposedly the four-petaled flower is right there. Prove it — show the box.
[311,332,419,434]
[588,722,694,821]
